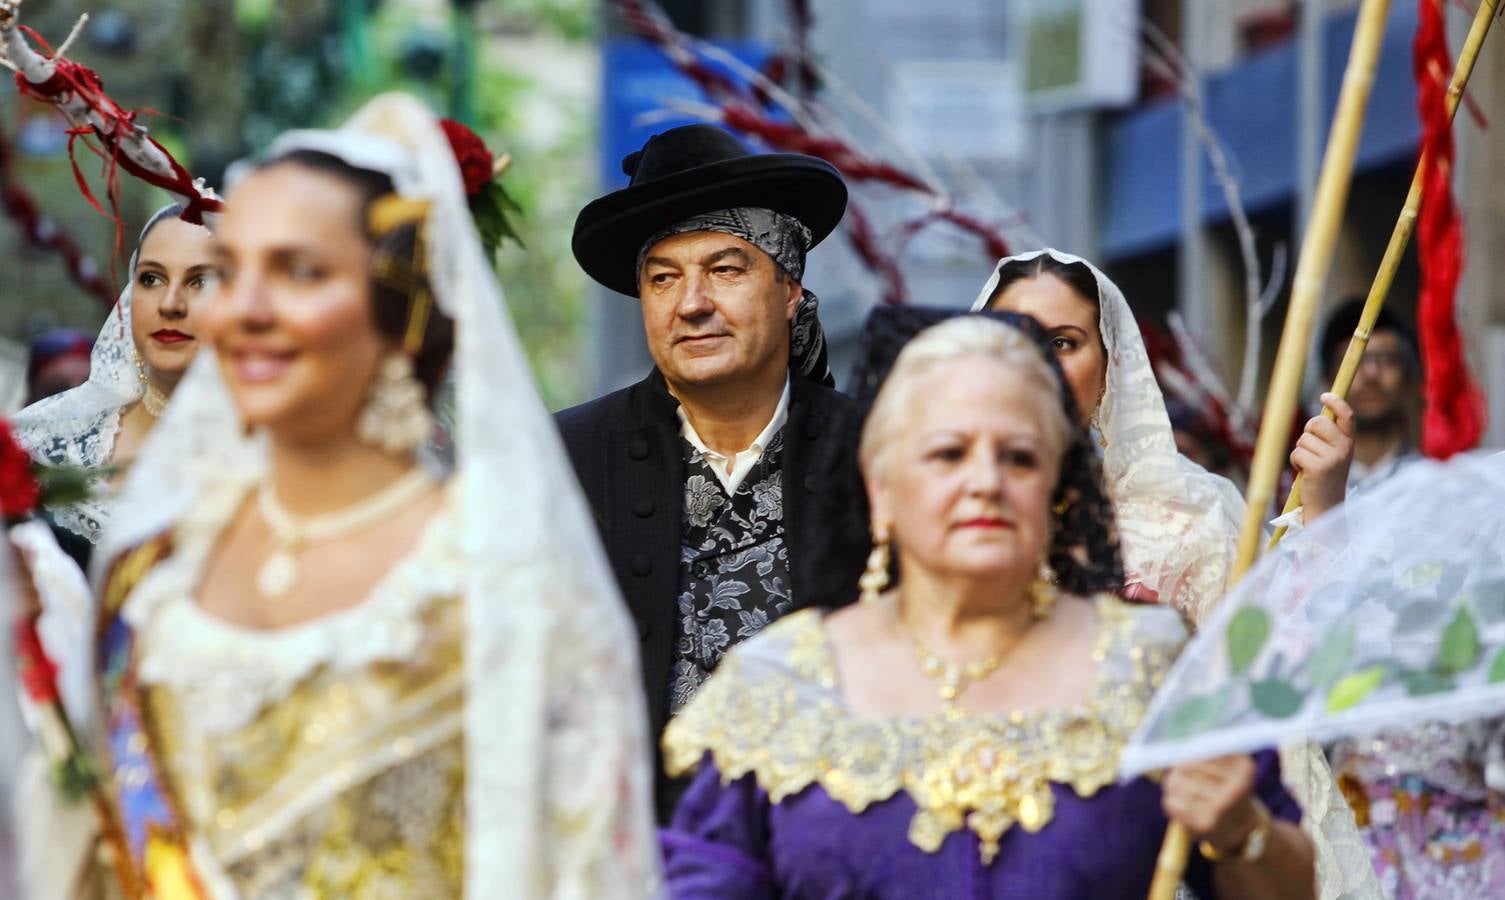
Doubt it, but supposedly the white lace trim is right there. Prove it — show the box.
[1283,742,1381,900]
[13,306,136,543]
[128,471,461,737]
[8,522,96,729]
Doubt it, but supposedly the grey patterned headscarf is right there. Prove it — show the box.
[638,207,834,387]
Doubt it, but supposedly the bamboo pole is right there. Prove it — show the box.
[1270,0,1499,547]
[1148,1,1394,897]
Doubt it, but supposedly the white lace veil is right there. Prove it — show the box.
[11,206,183,543]
[975,249,1381,900]
[99,95,661,897]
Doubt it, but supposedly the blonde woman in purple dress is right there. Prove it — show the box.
[661,312,1316,898]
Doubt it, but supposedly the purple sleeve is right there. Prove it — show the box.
[660,754,777,900]
[1184,748,1303,899]
[1253,747,1302,825]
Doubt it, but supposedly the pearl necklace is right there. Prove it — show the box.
[141,382,169,417]
[133,350,169,417]
[255,467,435,600]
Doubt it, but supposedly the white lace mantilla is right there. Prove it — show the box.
[12,298,139,543]
[125,469,461,736]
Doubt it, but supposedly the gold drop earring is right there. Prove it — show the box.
[859,523,892,605]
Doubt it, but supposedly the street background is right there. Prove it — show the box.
[3,0,1503,461]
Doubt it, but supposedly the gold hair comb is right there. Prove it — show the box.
[368,194,431,236]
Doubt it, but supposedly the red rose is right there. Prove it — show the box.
[0,420,40,522]
[440,118,495,197]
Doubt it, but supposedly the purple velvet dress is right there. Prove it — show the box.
[665,750,1297,899]
[660,599,1303,899]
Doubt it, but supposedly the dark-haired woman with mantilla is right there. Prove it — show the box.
[661,313,1315,898]
[973,249,1379,899]
[14,204,216,548]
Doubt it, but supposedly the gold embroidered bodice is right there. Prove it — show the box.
[120,482,466,899]
[662,595,1187,862]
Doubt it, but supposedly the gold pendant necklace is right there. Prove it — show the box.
[895,599,1032,715]
[911,641,1003,710]
[255,467,435,600]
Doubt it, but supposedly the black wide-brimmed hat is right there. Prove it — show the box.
[572,124,847,298]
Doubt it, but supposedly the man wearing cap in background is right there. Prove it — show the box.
[559,124,864,820]
[1319,297,1422,495]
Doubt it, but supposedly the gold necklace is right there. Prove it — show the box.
[895,602,1033,713]
[255,467,435,600]
[912,641,1003,708]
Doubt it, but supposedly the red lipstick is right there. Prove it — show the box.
[956,517,1012,530]
[152,329,193,344]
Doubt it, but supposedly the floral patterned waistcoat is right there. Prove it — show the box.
[670,431,791,714]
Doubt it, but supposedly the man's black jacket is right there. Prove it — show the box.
[555,368,866,821]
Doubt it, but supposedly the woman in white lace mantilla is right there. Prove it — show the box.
[13,205,216,547]
[974,249,1381,899]
[77,95,659,899]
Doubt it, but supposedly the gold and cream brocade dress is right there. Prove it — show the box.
[104,474,466,899]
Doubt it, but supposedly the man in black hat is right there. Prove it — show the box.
[558,124,865,820]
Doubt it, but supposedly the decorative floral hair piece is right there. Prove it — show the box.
[365,121,515,348]
[438,118,521,259]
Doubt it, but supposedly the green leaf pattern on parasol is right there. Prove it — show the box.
[1325,666,1385,712]
[1227,607,1271,675]
[1122,452,1505,779]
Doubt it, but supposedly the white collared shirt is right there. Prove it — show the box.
[677,379,790,495]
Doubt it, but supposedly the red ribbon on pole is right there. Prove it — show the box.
[1412,0,1486,458]
[11,26,222,242]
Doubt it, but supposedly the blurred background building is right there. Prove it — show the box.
[590,0,1505,457]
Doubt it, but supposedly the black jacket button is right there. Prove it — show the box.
[804,473,821,493]
[802,417,823,440]
[630,554,653,576]
[628,436,650,460]
[633,499,655,518]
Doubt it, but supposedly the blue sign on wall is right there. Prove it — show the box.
[600,38,775,190]
[1099,5,1421,260]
